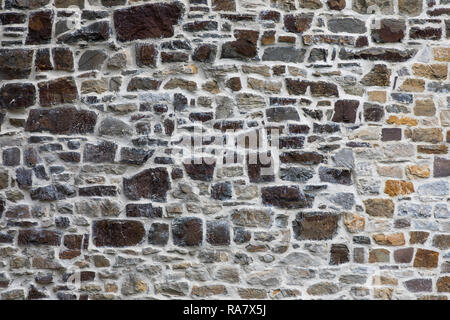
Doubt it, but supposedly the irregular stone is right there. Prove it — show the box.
[98,117,133,137]
[58,21,110,43]
[262,186,313,209]
[78,50,107,71]
[206,221,230,246]
[26,10,53,45]
[363,198,395,217]
[148,223,169,246]
[398,0,422,16]
[172,217,203,246]
[93,220,145,247]
[293,212,339,240]
[413,249,439,268]
[113,3,183,41]
[18,229,61,246]
[38,77,77,106]
[328,18,366,34]
[372,19,406,43]
[332,100,359,123]
[123,168,170,201]
[83,141,117,163]
[284,13,313,33]
[0,49,33,80]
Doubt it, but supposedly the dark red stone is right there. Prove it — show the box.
[0,49,34,80]
[372,19,406,43]
[172,217,203,246]
[52,47,74,71]
[332,100,359,123]
[382,128,402,141]
[0,83,36,109]
[18,229,61,246]
[330,244,350,265]
[183,158,215,181]
[279,151,324,164]
[284,13,313,33]
[25,107,97,135]
[78,186,117,197]
[126,203,162,218]
[136,43,158,67]
[206,220,230,246]
[123,168,170,201]
[93,220,145,247]
[410,27,442,40]
[26,10,53,45]
[262,185,313,209]
[192,44,217,63]
[434,157,450,177]
[114,3,183,42]
[83,141,117,163]
[38,77,78,106]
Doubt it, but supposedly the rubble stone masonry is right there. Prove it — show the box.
[0,0,449,300]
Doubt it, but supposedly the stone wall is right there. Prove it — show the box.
[0,0,449,300]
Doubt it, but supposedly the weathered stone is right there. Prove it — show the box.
[172,217,203,247]
[293,212,339,240]
[319,167,352,185]
[414,249,439,268]
[384,180,414,197]
[113,3,183,41]
[432,234,450,250]
[98,117,133,137]
[332,100,359,123]
[262,186,313,209]
[284,14,313,33]
[307,282,340,295]
[372,19,406,43]
[123,168,170,201]
[183,159,215,181]
[373,233,406,246]
[328,18,366,34]
[0,49,33,80]
[38,77,77,107]
[398,0,422,16]
[148,223,169,246]
[78,50,107,71]
[363,198,395,217]
[339,47,417,62]
[58,21,110,43]
[83,141,117,163]
[394,247,414,263]
[330,244,350,265]
[26,10,53,45]
[437,277,450,292]
[136,44,157,67]
[352,0,394,14]
[361,64,391,86]
[206,221,230,246]
[369,248,390,263]
[262,47,306,63]
[18,229,61,246]
[93,220,145,247]
[434,157,450,177]
[404,279,432,292]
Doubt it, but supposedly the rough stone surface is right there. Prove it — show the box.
[0,0,447,301]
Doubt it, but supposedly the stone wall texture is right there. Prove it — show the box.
[0,0,450,300]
